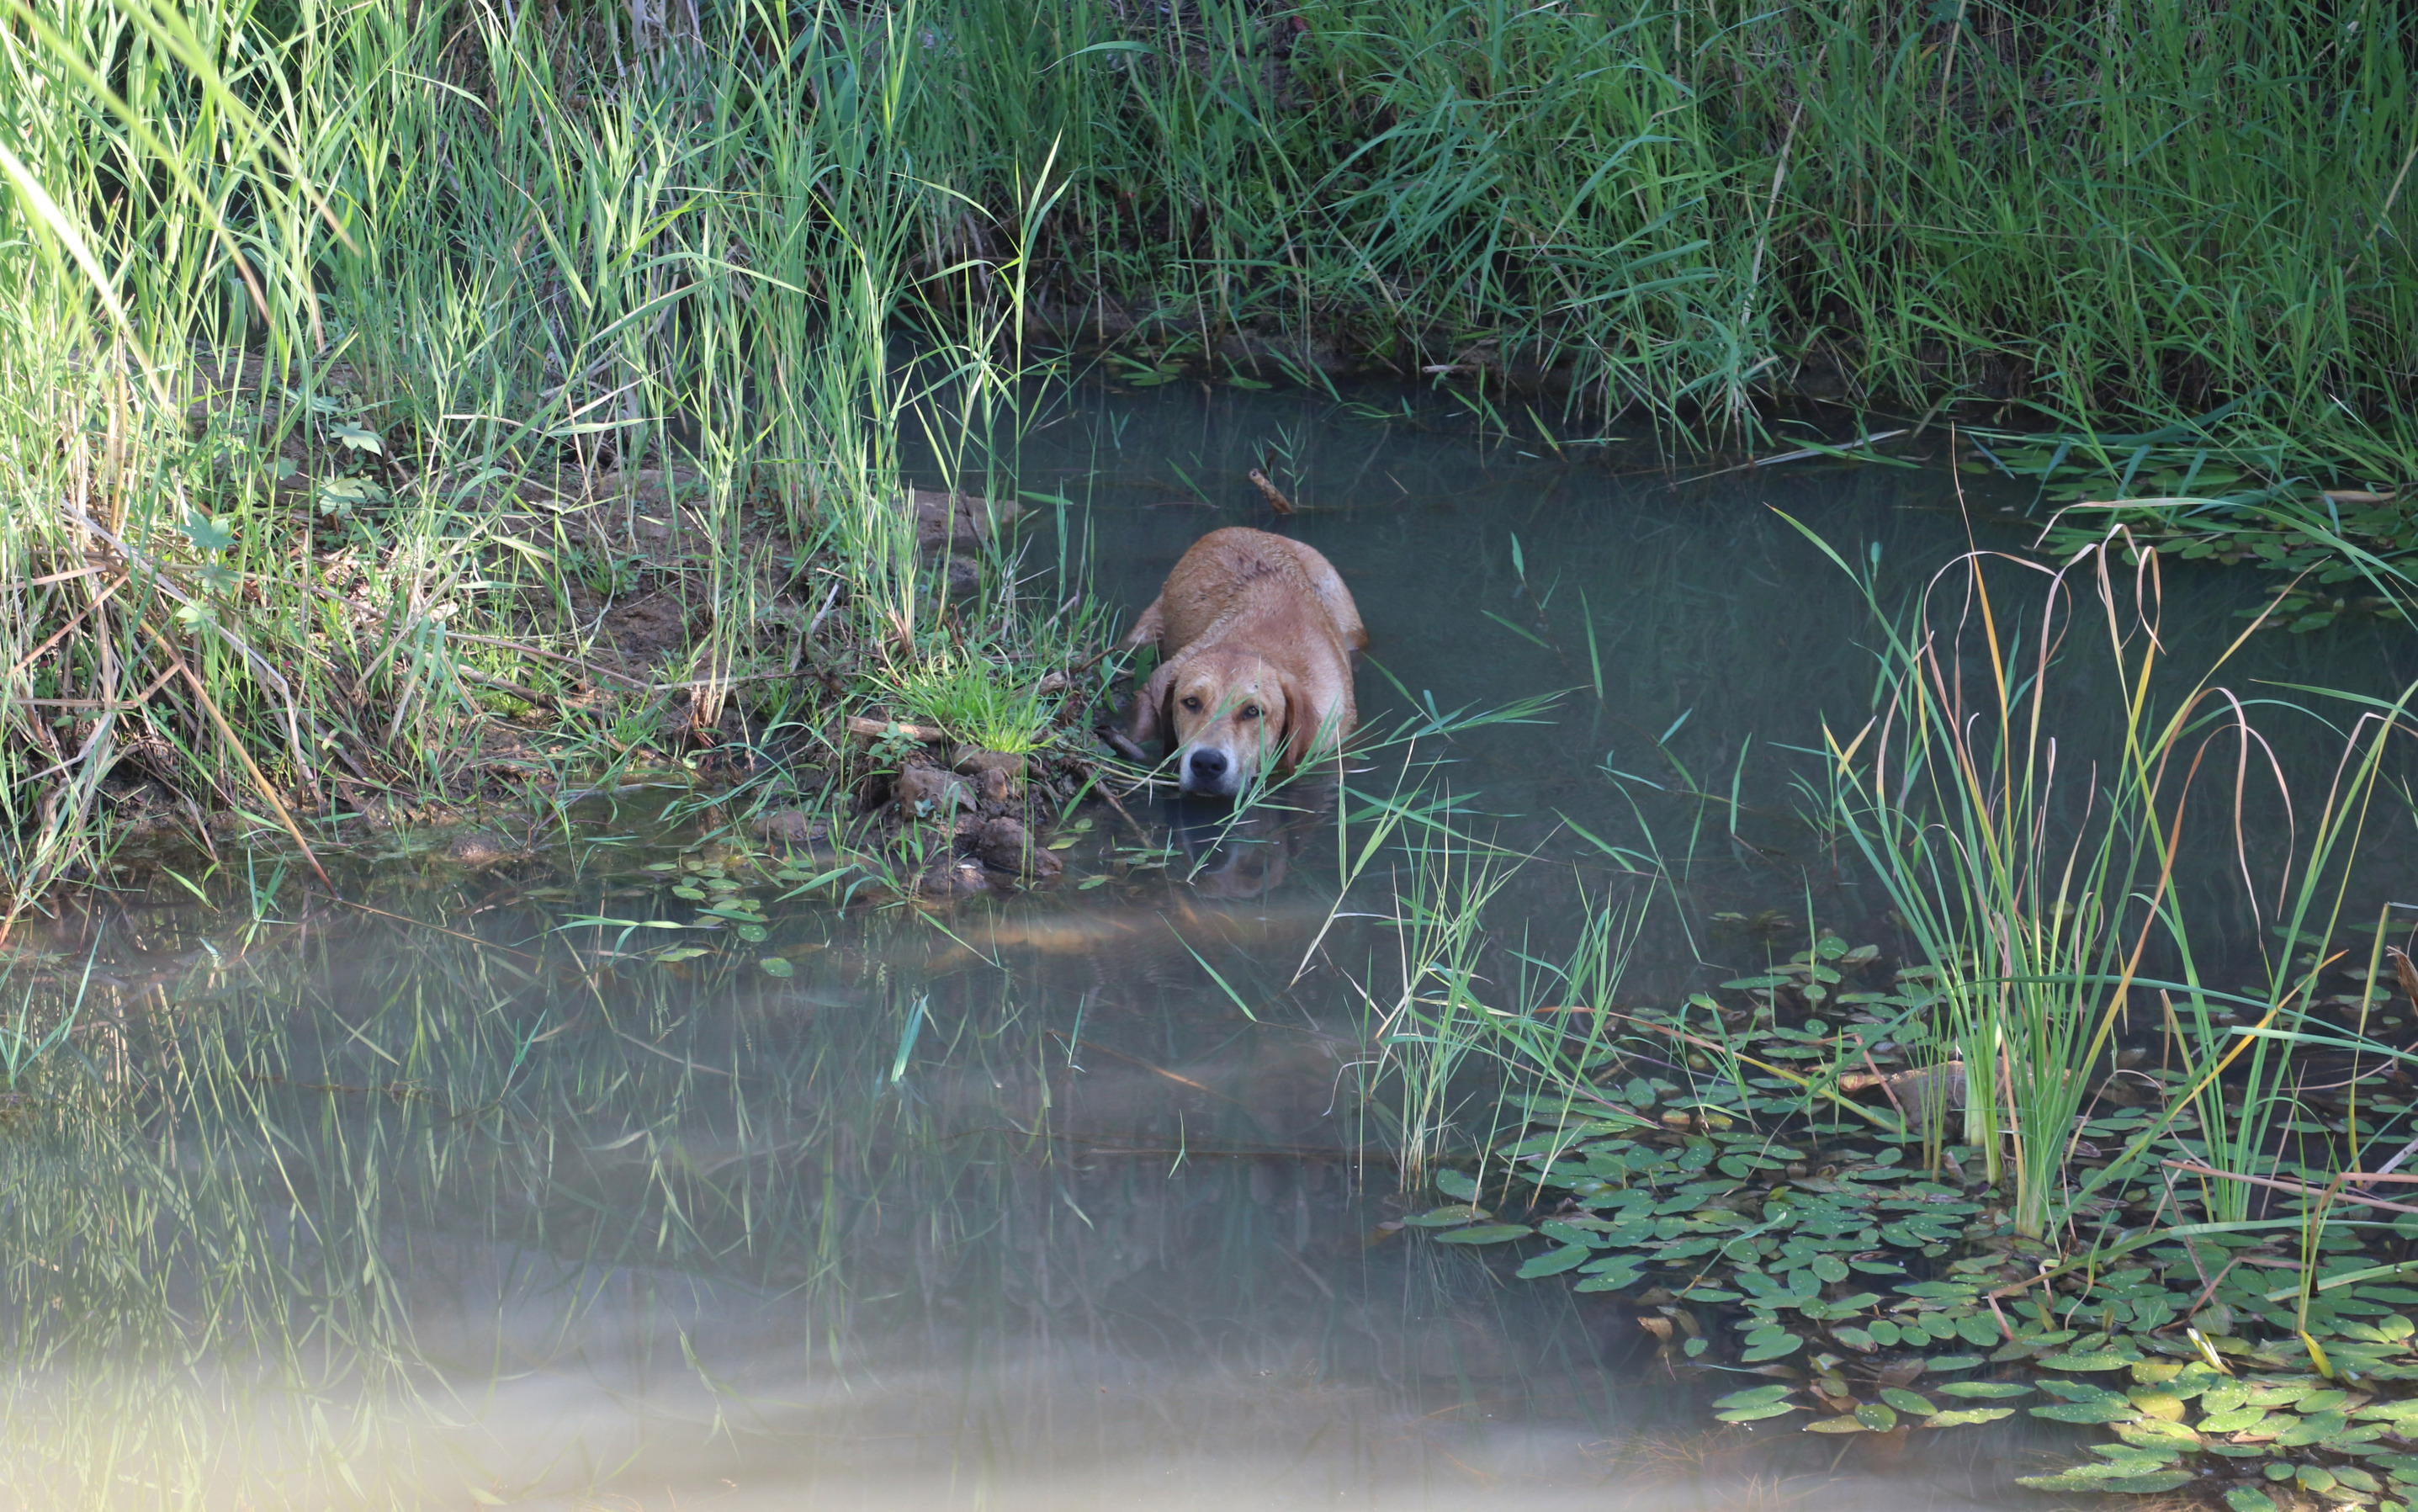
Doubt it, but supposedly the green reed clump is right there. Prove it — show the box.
[916,0,2417,461]
[1802,524,2418,1236]
[0,0,1098,923]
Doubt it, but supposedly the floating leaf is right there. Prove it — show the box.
[1517,1244,1593,1280]
[2113,1417,2202,1451]
[1713,1385,1795,1410]
[758,957,794,978]
[1924,1408,2016,1427]
[1433,1224,1533,1245]
[2017,1467,2193,1493]
[1434,1169,1482,1201]
[1853,1403,1899,1431]
[654,947,711,963]
[2128,1388,2188,1422]
[1405,1205,1488,1227]
[1936,1381,2030,1399]
[1574,1261,1644,1292]
[2224,1489,2278,1512]
[1804,1414,1868,1434]
[1879,1388,1935,1415]
[734,924,769,943]
[2032,1400,2141,1424]
[1716,1400,1799,1423]
[1742,1329,1804,1362]
[2039,1349,2138,1371]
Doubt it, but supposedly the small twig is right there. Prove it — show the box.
[845,714,947,743]
[2161,1159,2418,1217]
[1247,468,1296,514]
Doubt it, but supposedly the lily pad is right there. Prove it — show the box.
[1924,1407,2016,1427]
[1936,1381,2030,1398]
[1516,1244,1593,1279]
[1433,1224,1534,1244]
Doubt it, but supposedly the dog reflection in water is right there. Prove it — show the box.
[1164,791,1328,899]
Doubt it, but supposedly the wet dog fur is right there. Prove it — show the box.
[1116,528,1366,797]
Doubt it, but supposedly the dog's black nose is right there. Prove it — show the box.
[1189,749,1228,781]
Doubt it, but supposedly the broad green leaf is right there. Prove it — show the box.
[1922,1408,2015,1427]
[2039,1349,2137,1371]
[1715,1401,1798,1422]
[178,508,236,554]
[1712,1385,1795,1410]
[1517,1244,1592,1279]
[1433,1224,1533,1245]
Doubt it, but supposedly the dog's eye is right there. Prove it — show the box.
[1239,704,1261,720]
[1180,696,1202,713]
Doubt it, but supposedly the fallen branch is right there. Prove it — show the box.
[845,714,947,743]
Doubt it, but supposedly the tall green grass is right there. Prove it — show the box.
[0,1,1070,920]
[4,0,2411,919]
[1800,527,2411,1236]
[917,0,2415,456]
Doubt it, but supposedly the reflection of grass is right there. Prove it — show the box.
[878,657,1055,755]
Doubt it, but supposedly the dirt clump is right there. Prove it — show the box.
[972,816,1061,881]
[750,809,827,844]
[445,830,522,867]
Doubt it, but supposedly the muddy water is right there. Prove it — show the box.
[8,383,2412,1509]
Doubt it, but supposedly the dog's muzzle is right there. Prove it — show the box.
[1181,746,1236,796]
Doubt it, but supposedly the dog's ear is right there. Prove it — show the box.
[1129,659,1178,753]
[1277,670,1319,772]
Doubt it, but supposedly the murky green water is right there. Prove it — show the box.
[7,382,2411,1508]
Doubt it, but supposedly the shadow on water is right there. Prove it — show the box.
[8,380,2409,1508]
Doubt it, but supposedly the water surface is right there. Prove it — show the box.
[8,379,2409,1508]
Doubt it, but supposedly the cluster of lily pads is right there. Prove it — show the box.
[1971,437,2410,632]
[1417,934,2418,1507]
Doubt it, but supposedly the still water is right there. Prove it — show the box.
[6,381,2410,1508]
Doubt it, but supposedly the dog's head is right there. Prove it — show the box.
[1132,647,1313,798]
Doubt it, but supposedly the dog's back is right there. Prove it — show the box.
[1145,528,1365,656]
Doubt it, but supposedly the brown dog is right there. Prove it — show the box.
[1119,528,1366,797]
